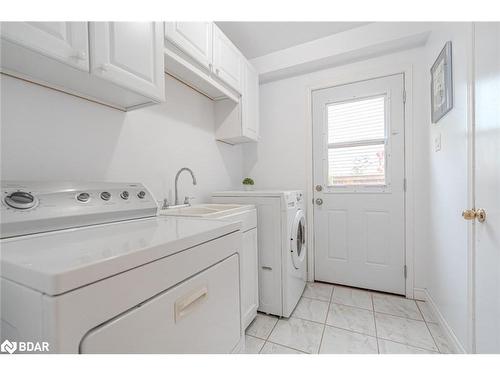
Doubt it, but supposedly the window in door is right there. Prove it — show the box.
[327,95,387,186]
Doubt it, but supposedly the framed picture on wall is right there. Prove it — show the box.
[431,41,453,123]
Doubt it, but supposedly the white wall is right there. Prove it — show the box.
[1,74,244,203]
[243,47,430,293]
[425,23,471,351]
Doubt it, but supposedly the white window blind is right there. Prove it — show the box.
[327,96,386,186]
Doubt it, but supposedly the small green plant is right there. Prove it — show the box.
[242,178,254,186]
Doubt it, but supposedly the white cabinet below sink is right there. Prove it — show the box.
[241,227,259,329]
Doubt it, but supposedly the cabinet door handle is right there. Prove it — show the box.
[174,286,208,322]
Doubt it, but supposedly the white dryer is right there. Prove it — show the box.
[212,190,307,317]
[0,181,243,353]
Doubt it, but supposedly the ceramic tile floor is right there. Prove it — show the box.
[242,282,456,354]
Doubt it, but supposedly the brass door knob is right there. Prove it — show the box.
[462,209,476,220]
[476,208,486,223]
[462,208,487,223]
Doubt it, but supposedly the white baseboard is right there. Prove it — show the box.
[413,287,427,301]
[417,288,466,354]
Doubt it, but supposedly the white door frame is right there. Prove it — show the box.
[465,22,476,354]
[305,64,415,299]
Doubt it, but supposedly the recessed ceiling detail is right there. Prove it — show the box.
[215,22,370,59]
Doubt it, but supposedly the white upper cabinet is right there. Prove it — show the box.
[214,60,260,144]
[90,22,165,101]
[212,24,243,93]
[165,22,213,70]
[0,22,89,71]
[1,22,165,110]
[241,60,259,141]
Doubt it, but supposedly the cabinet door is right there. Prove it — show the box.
[242,60,259,141]
[90,22,165,101]
[241,228,259,329]
[165,22,213,70]
[212,24,242,93]
[0,22,89,71]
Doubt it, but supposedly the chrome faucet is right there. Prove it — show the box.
[174,167,197,206]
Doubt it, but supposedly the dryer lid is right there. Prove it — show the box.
[0,217,240,295]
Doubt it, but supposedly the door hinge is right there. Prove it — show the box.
[403,178,407,192]
[403,90,407,103]
[404,265,408,279]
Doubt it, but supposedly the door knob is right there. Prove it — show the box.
[476,208,486,223]
[315,198,323,206]
[315,185,323,192]
[462,209,476,220]
[462,208,487,223]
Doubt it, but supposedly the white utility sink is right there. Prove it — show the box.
[159,203,252,218]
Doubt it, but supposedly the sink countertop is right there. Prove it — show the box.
[158,203,255,218]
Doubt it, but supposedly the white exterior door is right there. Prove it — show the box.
[90,22,165,101]
[312,74,406,295]
[164,22,213,70]
[473,22,500,353]
[0,22,89,71]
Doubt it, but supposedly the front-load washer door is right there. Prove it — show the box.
[290,210,306,269]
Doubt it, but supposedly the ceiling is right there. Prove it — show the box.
[215,22,370,59]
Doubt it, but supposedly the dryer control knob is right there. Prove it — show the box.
[100,192,111,201]
[4,191,36,209]
[77,192,90,203]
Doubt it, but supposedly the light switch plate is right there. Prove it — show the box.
[434,133,442,152]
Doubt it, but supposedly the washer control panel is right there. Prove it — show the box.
[1,181,158,238]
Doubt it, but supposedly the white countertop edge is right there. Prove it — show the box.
[0,217,241,296]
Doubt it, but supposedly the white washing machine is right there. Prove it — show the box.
[212,190,307,317]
